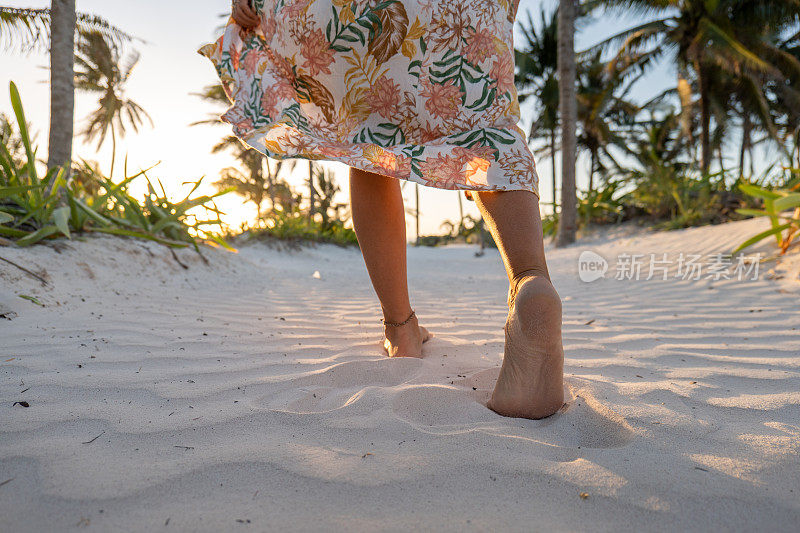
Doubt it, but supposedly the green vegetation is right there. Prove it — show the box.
[229,164,358,248]
[195,83,358,247]
[0,6,132,52]
[1,82,230,250]
[239,210,358,248]
[1,4,137,173]
[515,1,800,253]
[75,30,151,178]
[414,214,495,248]
[3,2,800,256]
[736,177,800,255]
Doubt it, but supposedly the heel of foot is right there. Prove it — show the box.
[491,276,565,420]
[509,277,563,350]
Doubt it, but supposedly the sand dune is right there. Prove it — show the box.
[1,218,799,531]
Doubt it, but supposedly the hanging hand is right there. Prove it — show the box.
[232,0,260,30]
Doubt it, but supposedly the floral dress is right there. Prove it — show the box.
[200,0,539,196]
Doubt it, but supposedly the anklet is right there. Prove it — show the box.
[382,310,416,327]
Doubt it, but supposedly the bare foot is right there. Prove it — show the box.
[383,314,432,358]
[488,275,565,419]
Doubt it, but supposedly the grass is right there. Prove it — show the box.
[735,176,800,255]
[237,209,359,248]
[1,81,232,251]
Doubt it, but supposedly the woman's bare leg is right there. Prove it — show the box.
[349,168,431,358]
[473,190,565,419]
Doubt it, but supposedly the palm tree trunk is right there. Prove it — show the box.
[457,192,464,233]
[267,161,277,212]
[415,183,420,245]
[739,116,750,180]
[697,64,712,175]
[47,0,76,175]
[795,131,800,172]
[556,0,577,247]
[307,160,315,222]
[110,126,117,178]
[254,163,264,220]
[677,63,694,145]
[476,217,486,256]
[550,128,558,215]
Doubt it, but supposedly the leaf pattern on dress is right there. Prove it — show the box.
[199,0,539,196]
[368,1,410,65]
[296,73,336,123]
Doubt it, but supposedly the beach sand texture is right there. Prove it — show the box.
[1,217,799,532]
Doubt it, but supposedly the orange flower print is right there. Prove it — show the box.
[275,79,296,100]
[317,143,355,159]
[243,50,260,76]
[233,118,254,136]
[229,45,241,71]
[268,53,296,84]
[418,123,444,143]
[301,29,335,76]
[387,155,412,178]
[284,0,314,17]
[460,143,498,162]
[371,151,411,178]
[498,148,535,187]
[452,146,491,180]
[421,79,463,120]
[369,76,401,118]
[362,145,410,178]
[201,0,540,196]
[490,53,515,95]
[263,15,277,43]
[464,156,491,181]
[464,27,496,64]
[261,90,280,117]
[419,153,465,189]
[280,131,314,154]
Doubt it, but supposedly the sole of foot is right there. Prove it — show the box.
[488,275,565,419]
[383,316,433,358]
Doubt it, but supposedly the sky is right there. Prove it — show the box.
[0,0,673,237]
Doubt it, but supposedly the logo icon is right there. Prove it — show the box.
[578,251,608,283]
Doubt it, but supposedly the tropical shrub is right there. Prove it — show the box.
[0,82,230,250]
[736,176,800,255]
[578,179,625,226]
[242,209,358,248]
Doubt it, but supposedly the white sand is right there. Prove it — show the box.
[1,218,799,532]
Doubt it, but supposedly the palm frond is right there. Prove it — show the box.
[0,7,137,53]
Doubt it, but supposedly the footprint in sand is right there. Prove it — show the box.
[258,357,422,415]
[396,368,635,449]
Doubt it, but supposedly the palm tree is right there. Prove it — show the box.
[576,50,639,196]
[307,161,316,222]
[556,0,578,247]
[622,109,696,220]
[212,135,292,218]
[515,7,560,213]
[594,0,800,175]
[0,6,132,51]
[74,30,151,177]
[47,0,75,173]
[415,183,420,244]
[312,165,347,225]
[764,27,800,172]
[193,83,297,215]
[1,5,134,172]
